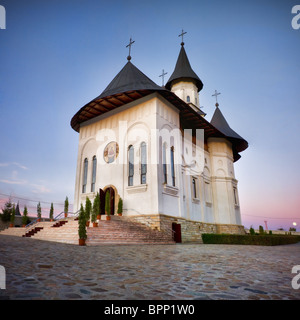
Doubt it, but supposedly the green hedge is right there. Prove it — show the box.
[201,233,300,246]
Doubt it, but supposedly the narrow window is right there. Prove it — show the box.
[128,145,134,186]
[91,155,97,192]
[192,178,197,198]
[233,187,238,205]
[170,146,175,186]
[140,142,147,184]
[187,95,190,103]
[163,143,167,184]
[82,158,88,193]
[195,97,197,105]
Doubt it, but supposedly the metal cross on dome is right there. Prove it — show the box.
[178,29,187,44]
[212,90,221,105]
[126,37,135,61]
[159,69,168,86]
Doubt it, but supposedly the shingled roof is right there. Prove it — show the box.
[98,61,164,98]
[165,44,203,92]
[210,105,248,156]
[70,58,247,161]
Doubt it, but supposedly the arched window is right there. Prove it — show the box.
[187,95,190,103]
[91,155,97,192]
[82,158,88,193]
[140,142,147,184]
[128,145,134,186]
[163,143,167,184]
[170,146,175,186]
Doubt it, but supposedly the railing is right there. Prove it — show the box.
[25,218,41,229]
[25,210,80,229]
[53,211,79,220]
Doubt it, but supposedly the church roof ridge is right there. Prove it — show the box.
[165,44,203,92]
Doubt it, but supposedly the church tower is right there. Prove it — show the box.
[208,98,248,226]
[165,36,204,115]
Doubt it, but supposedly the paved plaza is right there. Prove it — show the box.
[0,235,299,300]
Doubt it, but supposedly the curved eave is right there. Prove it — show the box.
[165,76,203,92]
[70,89,161,132]
[71,87,247,162]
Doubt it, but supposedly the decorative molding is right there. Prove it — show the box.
[192,198,200,204]
[162,184,179,197]
[126,184,148,193]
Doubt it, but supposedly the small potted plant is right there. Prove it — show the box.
[64,196,69,218]
[22,206,28,227]
[105,190,111,220]
[37,202,42,222]
[85,196,92,227]
[78,204,87,246]
[10,204,15,227]
[117,197,123,216]
[49,203,54,222]
[91,193,100,227]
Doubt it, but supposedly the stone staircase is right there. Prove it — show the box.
[86,216,175,245]
[31,218,78,244]
[0,216,175,245]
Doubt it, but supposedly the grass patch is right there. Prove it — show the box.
[201,233,300,246]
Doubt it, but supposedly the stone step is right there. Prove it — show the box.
[0,228,26,237]
[85,216,174,245]
[86,240,174,244]
[0,215,175,245]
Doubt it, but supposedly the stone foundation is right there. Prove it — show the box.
[125,213,246,243]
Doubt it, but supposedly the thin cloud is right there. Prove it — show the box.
[0,162,28,170]
[31,184,51,194]
[0,163,9,167]
[12,162,28,170]
[0,179,27,185]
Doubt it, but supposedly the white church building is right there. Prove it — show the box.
[70,36,248,242]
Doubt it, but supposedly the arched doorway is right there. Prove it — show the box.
[100,186,117,216]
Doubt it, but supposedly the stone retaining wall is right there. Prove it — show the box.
[125,213,246,243]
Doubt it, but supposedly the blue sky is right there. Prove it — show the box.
[0,0,299,230]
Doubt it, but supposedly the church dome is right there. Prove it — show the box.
[98,60,164,98]
[70,61,165,132]
[165,43,203,92]
[210,105,248,159]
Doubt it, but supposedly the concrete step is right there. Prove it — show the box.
[86,217,174,246]
[0,215,175,246]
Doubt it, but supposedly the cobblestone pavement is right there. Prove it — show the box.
[0,235,299,300]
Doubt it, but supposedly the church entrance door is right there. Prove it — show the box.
[100,189,105,215]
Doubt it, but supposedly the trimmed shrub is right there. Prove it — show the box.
[85,197,92,222]
[78,204,87,240]
[64,196,69,214]
[259,225,265,235]
[201,233,300,246]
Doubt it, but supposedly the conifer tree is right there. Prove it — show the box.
[37,202,42,220]
[22,206,28,226]
[1,198,13,222]
[49,203,54,220]
[85,197,92,222]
